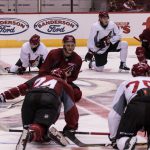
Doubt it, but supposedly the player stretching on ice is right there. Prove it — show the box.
[16,68,79,149]
[5,34,48,74]
[85,12,130,72]
[108,62,150,150]
[0,35,82,103]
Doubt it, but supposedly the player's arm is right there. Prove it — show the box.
[110,23,122,44]
[87,24,98,52]
[108,81,126,139]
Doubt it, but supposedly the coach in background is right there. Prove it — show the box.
[85,12,130,72]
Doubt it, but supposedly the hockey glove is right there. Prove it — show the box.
[0,94,6,103]
[17,67,26,75]
[85,51,93,61]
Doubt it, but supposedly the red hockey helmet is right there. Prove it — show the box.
[131,62,150,77]
[62,35,76,43]
[99,12,109,18]
[29,34,40,46]
[51,68,66,79]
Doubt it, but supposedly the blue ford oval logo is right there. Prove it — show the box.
[0,18,29,35]
[34,17,79,35]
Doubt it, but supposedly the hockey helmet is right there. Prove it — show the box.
[131,62,150,77]
[51,68,66,79]
[29,34,40,46]
[135,47,146,62]
[62,35,76,44]
[99,12,109,18]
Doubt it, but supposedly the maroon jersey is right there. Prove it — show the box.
[39,48,82,83]
[33,75,79,129]
[139,28,150,43]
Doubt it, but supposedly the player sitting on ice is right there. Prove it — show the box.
[85,12,130,72]
[108,62,150,150]
[17,68,79,147]
[5,34,48,74]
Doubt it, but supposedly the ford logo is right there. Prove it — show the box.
[0,18,29,35]
[34,17,79,35]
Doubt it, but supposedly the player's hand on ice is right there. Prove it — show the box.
[85,51,93,61]
[0,94,6,103]
[17,67,26,75]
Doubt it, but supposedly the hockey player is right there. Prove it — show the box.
[137,24,150,60]
[39,35,82,102]
[0,35,82,103]
[85,12,130,72]
[5,34,48,74]
[108,62,150,150]
[19,68,79,146]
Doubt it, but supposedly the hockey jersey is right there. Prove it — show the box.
[108,76,150,138]
[87,21,122,54]
[33,75,79,129]
[39,48,82,83]
[20,42,48,68]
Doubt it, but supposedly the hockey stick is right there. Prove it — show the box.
[7,99,24,109]
[133,36,141,42]
[64,130,146,147]
[9,129,109,135]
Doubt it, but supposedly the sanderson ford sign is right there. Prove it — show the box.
[0,18,29,35]
[34,17,79,35]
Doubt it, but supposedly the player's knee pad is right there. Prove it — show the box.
[117,41,128,51]
[9,65,19,72]
[73,88,82,102]
[94,65,104,72]
[117,137,129,150]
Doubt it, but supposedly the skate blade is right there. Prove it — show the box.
[119,69,130,73]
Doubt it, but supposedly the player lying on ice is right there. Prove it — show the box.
[85,12,130,72]
[17,68,79,148]
[108,61,150,150]
[0,35,82,103]
[5,34,48,74]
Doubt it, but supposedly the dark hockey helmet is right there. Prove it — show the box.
[135,47,146,62]
[62,35,76,43]
[29,34,40,46]
[131,62,150,77]
[99,12,109,18]
[51,68,66,79]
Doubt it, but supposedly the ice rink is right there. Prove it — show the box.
[0,46,148,150]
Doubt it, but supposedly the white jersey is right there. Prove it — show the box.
[20,42,48,68]
[108,76,150,139]
[87,21,122,54]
